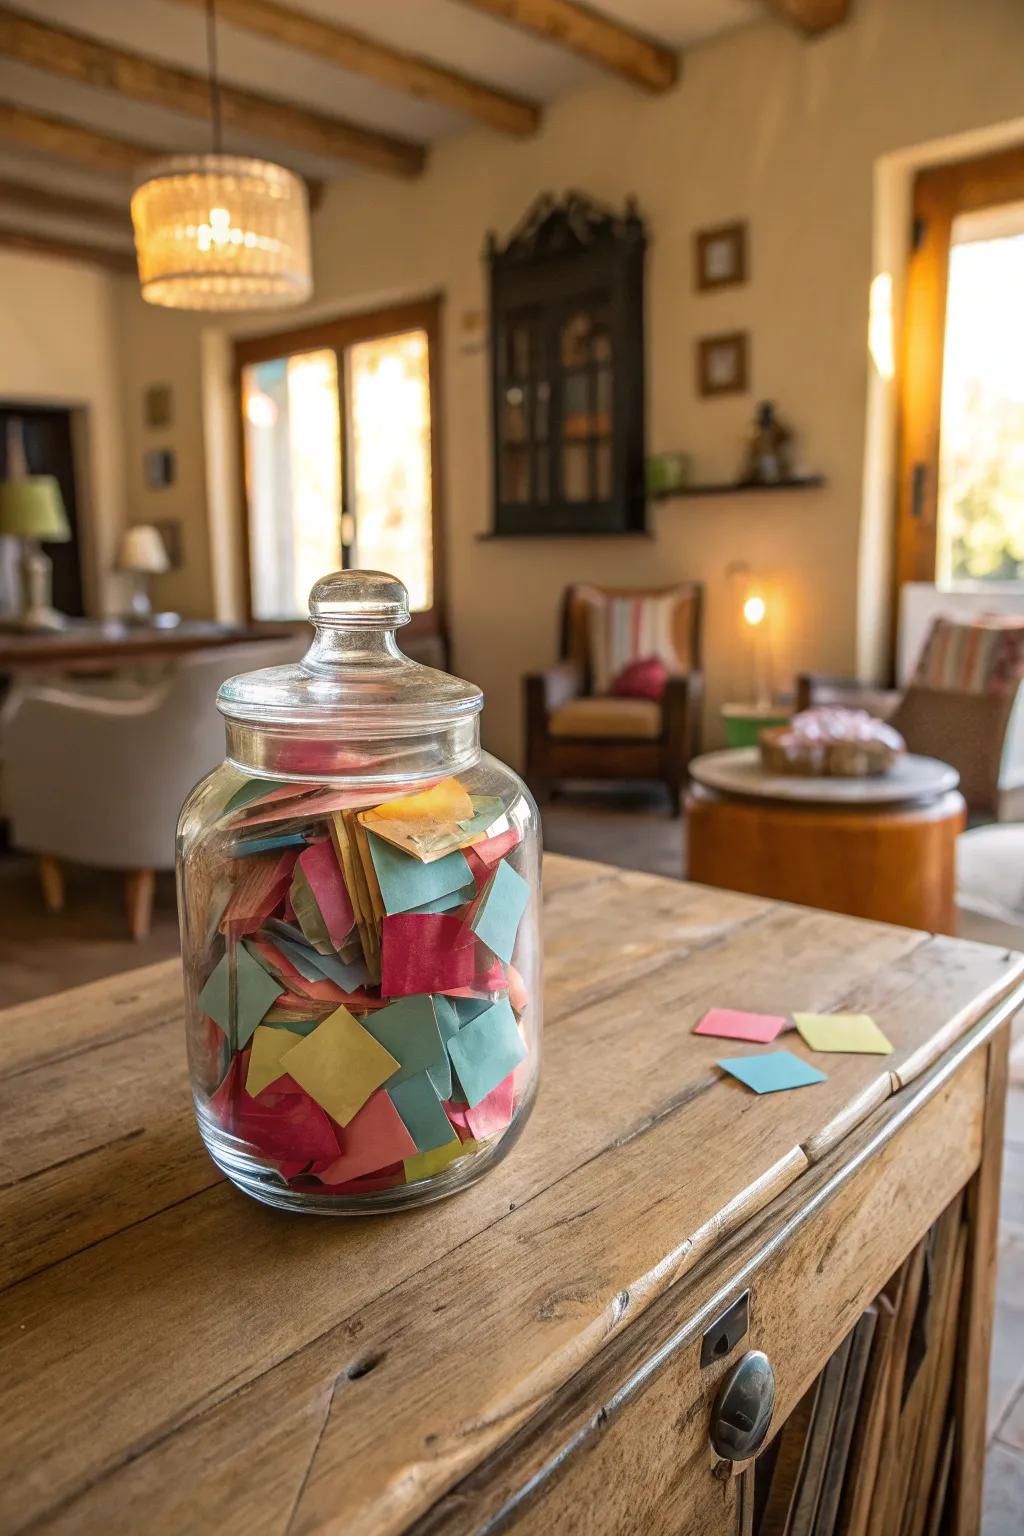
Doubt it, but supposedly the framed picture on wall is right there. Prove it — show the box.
[697,332,749,396]
[695,221,747,290]
[143,448,176,488]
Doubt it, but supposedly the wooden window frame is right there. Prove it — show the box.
[894,144,1024,603]
[233,294,446,646]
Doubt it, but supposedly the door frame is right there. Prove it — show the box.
[893,144,1024,613]
[233,293,447,645]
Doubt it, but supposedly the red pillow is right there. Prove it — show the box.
[609,655,669,701]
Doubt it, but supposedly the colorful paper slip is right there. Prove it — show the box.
[462,859,529,964]
[289,865,335,955]
[199,945,284,1048]
[446,997,527,1108]
[297,840,355,949]
[404,1136,475,1183]
[366,830,472,917]
[380,913,478,997]
[694,1008,789,1044]
[361,995,446,1086]
[232,832,308,858]
[318,1090,417,1184]
[717,1050,827,1095]
[220,850,296,935]
[245,1024,303,1097]
[446,1072,516,1141]
[370,777,473,825]
[280,1005,400,1126]
[793,1013,893,1055]
[389,1071,458,1153]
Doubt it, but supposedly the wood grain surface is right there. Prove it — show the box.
[1,855,1021,1535]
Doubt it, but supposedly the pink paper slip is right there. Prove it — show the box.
[297,840,354,949]
[693,1008,788,1044]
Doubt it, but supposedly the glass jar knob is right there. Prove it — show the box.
[308,569,411,630]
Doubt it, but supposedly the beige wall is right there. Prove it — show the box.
[0,248,125,614]
[114,0,1024,766]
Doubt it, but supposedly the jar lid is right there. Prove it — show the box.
[217,570,482,737]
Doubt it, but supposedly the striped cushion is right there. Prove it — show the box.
[580,589,686,695]
[913,616,1024,695]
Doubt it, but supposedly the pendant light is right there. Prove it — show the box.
[130,0,312,311]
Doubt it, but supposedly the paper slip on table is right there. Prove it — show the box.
[2,854,1021,1535]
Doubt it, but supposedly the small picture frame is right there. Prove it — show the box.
[143,448,176,489]
[144,383,173,429]
[697,332,749,397]
[695,221,747,291]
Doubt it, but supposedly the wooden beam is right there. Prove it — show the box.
[0,226,135,273]
[761,0,850,36]
[451,0,678,92]
[0,6,425,178]
[166,0,540,138]
[0,102,154,175]
[0,177,129,229]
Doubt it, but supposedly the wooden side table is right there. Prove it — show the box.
[687,748,966,933]
[1,855,1019,1534]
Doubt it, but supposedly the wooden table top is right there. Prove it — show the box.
[0,620,300,670]
[2,855,1023,1535]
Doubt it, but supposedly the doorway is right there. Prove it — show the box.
[0,404,85,618]
[234,297,445,653]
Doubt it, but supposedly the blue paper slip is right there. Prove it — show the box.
[231,832,307,858]
[388,1072,459,1154]
[469,859,529,964]
[199,946,283,1048]
[367,830,472,916]
[362,996,446,1087]
[717,1050,826,1095]
[446,997,527,1108]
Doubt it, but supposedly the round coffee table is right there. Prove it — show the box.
[686,749,965,933]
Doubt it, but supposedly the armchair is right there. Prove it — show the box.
[797,616,1024,822]
[4,637,304,938]
[524,583,703,814]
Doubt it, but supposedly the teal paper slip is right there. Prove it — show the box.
[717,1050,826,1095]
[367,830,471,916]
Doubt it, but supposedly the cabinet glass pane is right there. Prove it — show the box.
[595,440,613,500]
[535,380,550,441]
[534,450,549,502]
[501,445,529,503]
[592,314,612,363]
[563,443,589,501]
[563,371,591,440]
[503,384,529,444]
[561,312,592,368]
[595,367,613,436]
[505,322,533,380]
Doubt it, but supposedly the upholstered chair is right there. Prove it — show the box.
[523,583,704,814]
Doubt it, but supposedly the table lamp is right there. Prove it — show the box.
[0,475,71,631]
[117,524,170,621]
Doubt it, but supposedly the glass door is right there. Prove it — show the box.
[236,300,443,638]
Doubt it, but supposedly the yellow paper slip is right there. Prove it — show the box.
[368,777,472,825]
[793,1013,893,1055]
[404,1138,478,1183]
[280,1006,399,1125]
[245,1025,303,1097]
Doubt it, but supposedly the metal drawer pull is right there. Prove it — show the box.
[709,1349,776,1461]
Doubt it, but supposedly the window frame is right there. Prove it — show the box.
[233,294,446,646]
[894,144,1024,612]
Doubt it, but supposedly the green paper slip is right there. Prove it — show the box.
[367,830,472,916]
[717,1050,826,1095]
[362,996,446,1086]
[457,796,505,838]
[406,884,475,917]
[446,997,527,1109]
[470,859,529,964]
[388,1071,459,1153]
[793,1013,893,1055]
[223,777,282,814]
[199,946,284,1048]
[451,996,492,1026]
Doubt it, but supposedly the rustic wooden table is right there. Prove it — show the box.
[1,855,1021,1534]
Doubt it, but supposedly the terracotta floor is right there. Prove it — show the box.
[2,786,1022,1528]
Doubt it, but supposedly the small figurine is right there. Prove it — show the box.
[740,401,794,485]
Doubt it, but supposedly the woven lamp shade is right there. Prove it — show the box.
[131,154,312,311]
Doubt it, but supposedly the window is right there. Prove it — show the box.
[936,205,1024,585]
[236,299,443,635]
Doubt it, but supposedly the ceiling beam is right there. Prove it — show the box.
[0,102,155,175]
[0,5,425,178]
[451,0,678,92]
[0,176,130,229]
[166,0,540,138]
[0,225,135,273]
[761,0,850,36]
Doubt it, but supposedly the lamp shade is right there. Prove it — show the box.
[117,524,170,575]
[0,476,70,540]
[131,154,312,312]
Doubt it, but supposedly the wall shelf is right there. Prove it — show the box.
[652,475,825,501]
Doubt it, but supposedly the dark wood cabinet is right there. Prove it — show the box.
[486,193,647,536]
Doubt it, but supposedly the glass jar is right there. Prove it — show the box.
[176,570,541,1213]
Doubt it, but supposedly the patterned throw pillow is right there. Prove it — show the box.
[581,590,685,694]
[913,616,1024,695]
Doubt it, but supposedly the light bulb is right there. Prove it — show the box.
[743,595,766,627]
